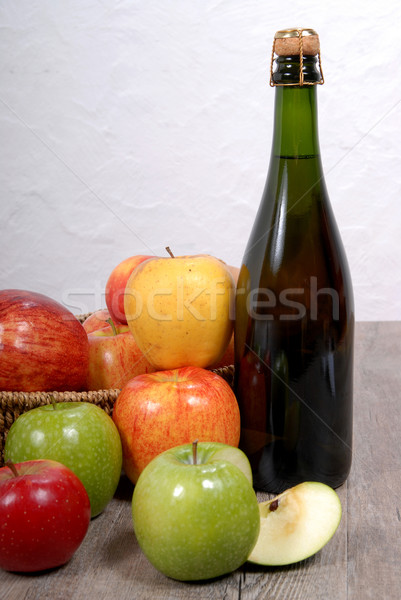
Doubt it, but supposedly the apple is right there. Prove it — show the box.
[124,252,235,370]
[0,289,89,392]
[112,366,241,483]
[0,459,91,572]
[132,441,260,581]
[105,255,152,325]
[82,308,111,334]
[4,402,122,517]
[86,319,156,390]
[247,481,342,566]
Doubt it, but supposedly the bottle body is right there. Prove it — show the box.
[234,57,354,493]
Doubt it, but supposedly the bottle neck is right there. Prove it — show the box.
[271,55,321,158]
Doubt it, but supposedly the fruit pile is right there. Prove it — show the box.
[0,252,342,579]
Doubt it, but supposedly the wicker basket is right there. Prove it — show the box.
[0,310,234,465]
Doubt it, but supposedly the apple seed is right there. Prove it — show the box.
[269,498,280,512]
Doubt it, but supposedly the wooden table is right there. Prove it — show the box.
[1,321,400,599]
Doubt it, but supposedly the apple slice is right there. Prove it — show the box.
[248,481,342,566]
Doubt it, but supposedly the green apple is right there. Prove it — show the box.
[248,481,342,566]
[4,402,122,518]
[132,441,260,581]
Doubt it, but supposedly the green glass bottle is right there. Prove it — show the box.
[234,29,354,493]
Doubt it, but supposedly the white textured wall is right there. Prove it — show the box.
[1,1,400,321]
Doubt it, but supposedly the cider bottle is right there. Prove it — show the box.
[234,28,354,493]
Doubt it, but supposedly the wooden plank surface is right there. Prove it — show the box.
[1,321,400,600]
[347,322,401,599]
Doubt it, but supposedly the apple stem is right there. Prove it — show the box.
[106,317,118,336]
[192,440,198,465]
[49,395,57,410]
[5,460,19,478]
[165,246,175,258]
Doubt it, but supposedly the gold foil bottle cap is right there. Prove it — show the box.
[274,28,320,57]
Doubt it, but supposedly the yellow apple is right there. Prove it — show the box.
[124,254,235,370]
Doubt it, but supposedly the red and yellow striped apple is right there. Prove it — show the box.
[105,255,152,325]
[86,320,155,390]
[112,366,240,483]
[82,308,111,334]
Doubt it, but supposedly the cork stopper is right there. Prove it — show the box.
[274,28,320,57]
[270,27,324,86]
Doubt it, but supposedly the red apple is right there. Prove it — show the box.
[0,289,89,392]
[105,255,152,325]
[82,308,111,334]
[0,459,91,572]
[112,366,241,483]
[86,320,156,390]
